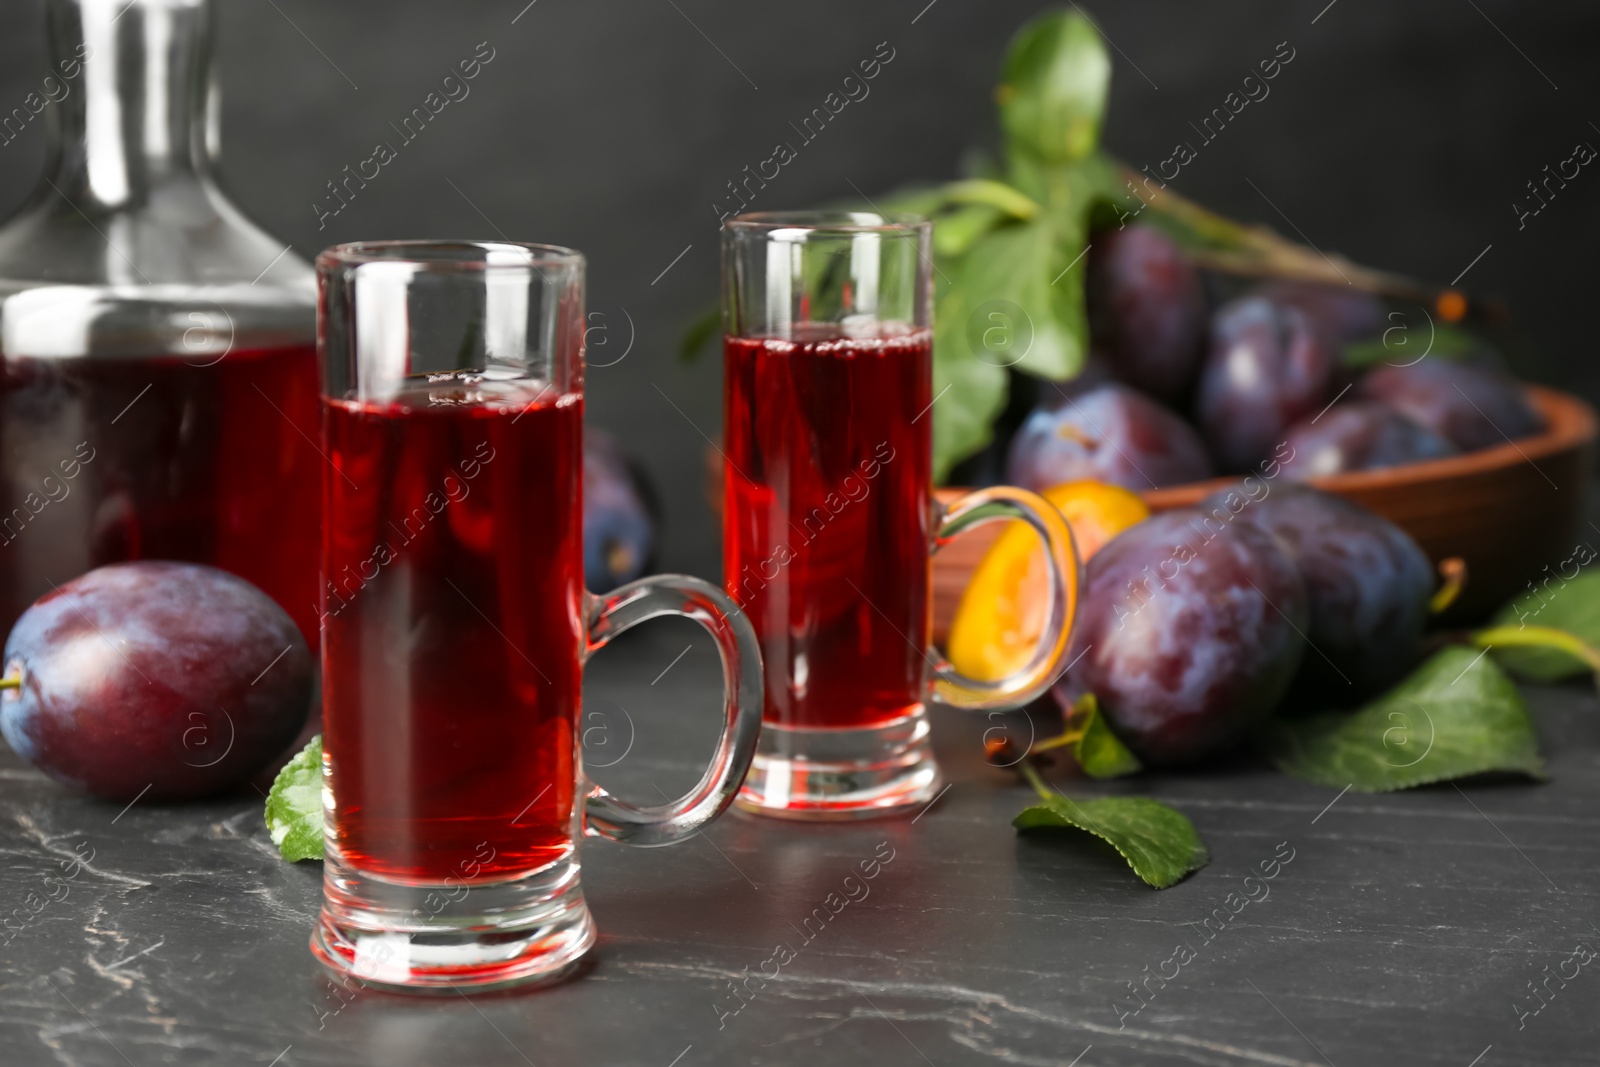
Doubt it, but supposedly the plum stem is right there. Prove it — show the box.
[1119,162,1495,324]
[1470,625,1600,675]
[1431,557,1468,614]
[0,677,17,691]
[1017,759,1055,802]
[1028,727,1088,754]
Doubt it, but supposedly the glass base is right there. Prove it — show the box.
[735,707,942,820]
[312,848,595,994]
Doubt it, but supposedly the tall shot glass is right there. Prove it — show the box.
[721,212,1079,819]
[313,241,763,991]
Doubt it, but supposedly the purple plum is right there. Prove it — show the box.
[1196,296,1336,472]
[1196,483,1434,699]
[1,562,312,800]
[1056,510,1307,765]
[1087,225,1208,402]
[1005,381,1214,492]
[1255,280,1384,346]
[1359,360,1543,452]
[584,429,657,592]
[1277,401,1458,479]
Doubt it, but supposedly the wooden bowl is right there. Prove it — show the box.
[932,385,1596,641]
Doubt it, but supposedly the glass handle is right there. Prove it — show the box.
[929,485,1080,710]
[581,575,763,845]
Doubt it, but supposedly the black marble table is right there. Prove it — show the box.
[2,617,1597,1067]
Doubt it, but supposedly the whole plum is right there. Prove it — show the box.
[1087,225,1208,401]
[1,562,313,800]
[1197,483,1433,699]
[1359,360,1542,452]
[1196,296,1336,472]
[1276,401,1457,479]
[1005,381,1214,492]
[1255,279,1384,345]
[1056,510,1307,766]
[584,428,658,592]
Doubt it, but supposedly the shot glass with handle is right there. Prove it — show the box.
[313,240,763,991]
[721,212,1079,819]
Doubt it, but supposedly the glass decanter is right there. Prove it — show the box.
[0,0,320,645]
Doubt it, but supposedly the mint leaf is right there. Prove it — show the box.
[1071,694,1142,779]
[998,10,1110,164]
[265,734,324,862]
[943,178,1042,220]
[932,285,1009,482]
[1262,647,1546,792]
[929,205,1092,479]
[1489,567,1600,681]
[933,202,1006,259]
[955,219,1085,381]
[1014,794,1208,888]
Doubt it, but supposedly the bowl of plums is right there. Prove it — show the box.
[932,222,1596,638]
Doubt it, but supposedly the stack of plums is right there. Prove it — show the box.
[998,225,1524,766]
[1005,225,1544,493]
[1054,482,1437,767]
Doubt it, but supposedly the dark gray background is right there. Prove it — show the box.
[1,7,1598,1063]
[1,0,1595,577]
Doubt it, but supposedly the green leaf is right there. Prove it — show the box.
[997,10,1110,164]
[944,178,1041,219]
[871,183,955,219]
[1075,149,1147,228]
[677,305,721,363]
[1489,566,1600,681]
[1013,794,1209,889]
[934,202,1007,259]
[265,734,324,862]
[1262,646,1546,792]
[928,204,1092,480]
[1342,322,1493,371]
[954,218,1085,381]
[1072,694,1143,779]
[932,284,1009,483]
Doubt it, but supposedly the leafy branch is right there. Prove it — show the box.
[680,8,1499,483]
[863,8,1496,480]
